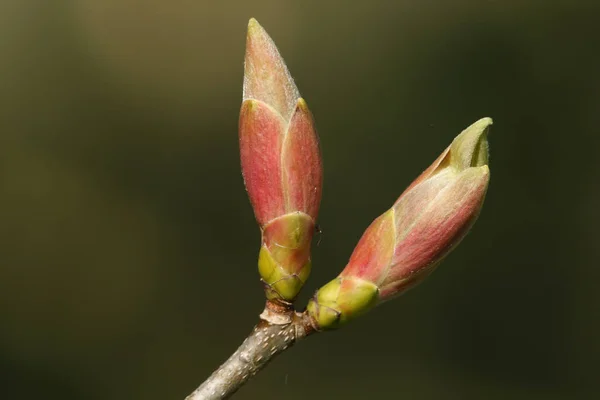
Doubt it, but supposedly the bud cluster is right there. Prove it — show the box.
[239,19,491,327]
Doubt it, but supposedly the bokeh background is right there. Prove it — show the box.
[1,1,599,399]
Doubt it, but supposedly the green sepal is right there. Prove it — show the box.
[258,245,312,301]
[307,277,379,330]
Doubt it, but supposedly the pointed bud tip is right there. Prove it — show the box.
[473,117,493,130]
[247,18,262,35]
[243,18,299,121]
[450,117,493,169]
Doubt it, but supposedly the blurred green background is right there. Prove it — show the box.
[1,1,599,399]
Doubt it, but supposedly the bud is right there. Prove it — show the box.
[307,118,491,329]
[240,19,323,301]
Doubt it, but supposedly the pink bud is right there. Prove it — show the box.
[308,118,491,328]
[239,19,323,301]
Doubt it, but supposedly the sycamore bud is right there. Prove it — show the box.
[240,19,323,301]
[307,118,491,329]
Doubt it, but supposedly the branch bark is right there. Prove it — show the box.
[185,302,316,400]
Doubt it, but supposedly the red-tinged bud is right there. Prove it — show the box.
[240,19,323,301]
[308,118,492,329]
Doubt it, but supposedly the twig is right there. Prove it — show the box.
[185,301,316,400]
